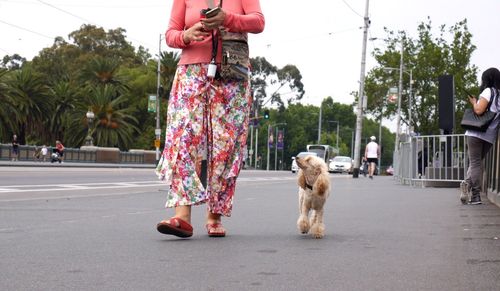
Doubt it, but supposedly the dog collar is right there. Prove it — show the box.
[305,183,313,190]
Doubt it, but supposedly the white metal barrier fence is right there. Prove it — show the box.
[394,134,468,186]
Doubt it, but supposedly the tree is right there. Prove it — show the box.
[363,18,477,135]
[1,54,26,70]
[79,56,129,94]
[65,85,139,149]
[48,80,78,141]
[159,51,180,96]
[0,69,20,140]
[250,57,305,109]
[7,65,51,144]
[68,25,144,67]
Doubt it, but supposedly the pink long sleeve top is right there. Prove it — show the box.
[166,0,265,65]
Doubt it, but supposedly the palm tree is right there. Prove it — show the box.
[159,51,180,96]
[65,85,139,150]
[80,56,129,93]
[0,69,20,140]
[7,65,52,144]
[48,80,79,141]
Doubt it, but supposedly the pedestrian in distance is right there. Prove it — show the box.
[155,0,265,238]
[11,134,19,161]
[461,67,500,205]
[33,146,42,162]
[55,140,65,163]
[41,145,48,162]
[364,136,380,179]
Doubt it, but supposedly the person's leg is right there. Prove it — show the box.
[368,160,374,178]
[205,78,251,233]
[467,137,491,204]
[156,65,210,235]
[165,205,191,224]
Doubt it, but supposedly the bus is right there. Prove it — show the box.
[306,144,339,163]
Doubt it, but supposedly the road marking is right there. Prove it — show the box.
[0,177,302,194]
[0,182,163,193]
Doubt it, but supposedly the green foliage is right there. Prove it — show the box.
[251,98,395,170]
[2,25,148,149]
[0,68,20,139]
[250,56,305,109]
[364,18,477,135]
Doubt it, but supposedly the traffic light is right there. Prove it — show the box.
[264,110,270,119]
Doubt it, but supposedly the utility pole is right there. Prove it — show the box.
[352,0,370,178]
[155,33,162,162]
[317,105,322,144]
[249,124,253,167]
[408,69,413,134]
[395,42,404,151]
[266,124,271,171]
[254,107,259,169]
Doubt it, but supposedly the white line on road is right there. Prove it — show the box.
[0,176,302,194]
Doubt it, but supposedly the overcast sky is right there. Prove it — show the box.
[2,0,500,122]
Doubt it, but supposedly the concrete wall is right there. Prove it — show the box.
[96,147,120,163]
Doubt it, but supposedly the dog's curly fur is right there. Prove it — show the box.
[296,155,331,238]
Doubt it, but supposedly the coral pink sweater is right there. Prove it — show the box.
[166,0,265,65]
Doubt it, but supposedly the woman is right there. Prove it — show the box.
[155,0,264,237]
[461,68,500,205]
[55,140,65,163]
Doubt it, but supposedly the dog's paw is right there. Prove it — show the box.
[297,216,310,234]
[310,223,325,239]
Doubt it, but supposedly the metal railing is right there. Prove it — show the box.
[394,133,500,207]
[484,134,500,206]
[0,144,149,164]
[394,134,468,186]
[120,151,144,164]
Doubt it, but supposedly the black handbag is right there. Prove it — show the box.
[460,89,497,132]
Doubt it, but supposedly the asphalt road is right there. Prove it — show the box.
[1,167,499,290]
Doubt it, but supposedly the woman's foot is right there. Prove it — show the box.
[469,193,482,205]
[206,212,226,237]
[157,206,192,237]
[157,217,193,237]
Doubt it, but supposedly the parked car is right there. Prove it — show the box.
[291,152,319,173]
[329,156,353,174]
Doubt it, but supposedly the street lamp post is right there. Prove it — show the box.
[382,64,413,146]
[85,110,95,146]
[395,44,404,151]
[328,120,340,150]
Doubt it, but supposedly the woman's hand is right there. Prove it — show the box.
[468,95,477,106]
[200,9,226,30]
[183,22,209,44]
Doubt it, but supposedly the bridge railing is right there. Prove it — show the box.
[0,144,155,165]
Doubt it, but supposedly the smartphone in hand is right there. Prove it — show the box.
[460,87,474,98]
[203,7,220,18]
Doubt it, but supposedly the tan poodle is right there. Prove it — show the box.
[296,155,331,239]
